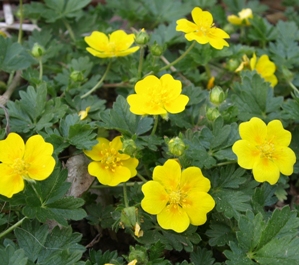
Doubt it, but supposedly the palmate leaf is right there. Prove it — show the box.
[15,219,85,265]
[22,168,86,226]
[224,207,299,264]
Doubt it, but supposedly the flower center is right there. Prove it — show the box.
[12,158,29,178]
[168,189,187,207]
[100,146,123,172]
[258,141,275,159]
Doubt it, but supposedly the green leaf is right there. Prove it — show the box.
[99,96,153,136]
[0,245,28,265]
[22,168,87,226]
[88,249,123,265]
[0,37,34,72]
[190,247,215,265]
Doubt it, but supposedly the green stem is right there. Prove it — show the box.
[30,182,43,205]
[63,19,76,43]
[0,216,27,239]
[137,173,147,182]
[81,60,112,98]
[91,181,143,189]
[151,115,159,135]
[204,64,211,79]
[158,41,196,72]
[38,58,43,81]
[215,160,237,167]
[137,46,145,79]
[18,0,23,44]
[288,81,299,94]
[123,182,129,208]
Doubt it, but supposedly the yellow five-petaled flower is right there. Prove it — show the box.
[84,136,139,186]
[0,133,56,198]
[232,117,296,185]
[84,30,140,58]
[176,7,230,50]
[127,74,189,119]
[141,159,215,233]
[228,8,253,26]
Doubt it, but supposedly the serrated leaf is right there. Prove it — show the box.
[206,221,235,247]
[0,245,28,265]
[88,249,122,265]
[190,248,215,265]
[99,95,153,136]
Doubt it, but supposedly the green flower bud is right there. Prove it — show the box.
[31,43,45,58]
[135,28,150,45]
[209,86,226,106]
[167,137,186,157]
[70,70,85,82]
[150,42,164,56]
[226,58,240,72]
[206,107,220,121]
[128,246,148,264]
[120,206,137,228]
[122,138,137,156]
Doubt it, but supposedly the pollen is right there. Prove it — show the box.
[101,146,123,171]
[258,141,275,159]
[11,158,29,177]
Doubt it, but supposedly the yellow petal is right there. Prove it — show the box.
[273,147,296,176]
[0,133,25,164]
[252,157,280,185]
[24,135,55,181]
[185,32,209,44]
[263,74,278,87]
[250,53,257,70]
[255,55,276,77]
[127,94,148,115]
[232,140,260,169]
[110,136,124,152]
[192,8,213,27]
[85,31,109,52]
[109,30,135,50]
[153,159,181,191]
[239,117,267,145]
[208,37,229,50]
[114,46,140,57]
[160,74,182,97]
[122,157,139,177]
[180,167,211,193]
[164,95,189,114]
[84,138,109,161]
[157,204,189,233]
[266,120,292,147]
[227,15,242,25]
[141,181,169,214]
[182,191,215,225]
[135,75,160,95]
[176,19,198,33]
[0,164,25,198]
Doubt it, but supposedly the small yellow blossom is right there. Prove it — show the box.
[207,76,215,90]
[127,74,189,118]
[84,30,140,58]
[250,53,278,87]
[176,7,230,50]
[141,159,215,233]
[235,54,250,72]
[228,8,253,26]
[105,260,137,265]
[232,117,296,185]
[0,133,56,198]
[84,136,139,186]
[78,106,90,120]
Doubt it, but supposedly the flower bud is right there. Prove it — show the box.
[120,206,137,228]
[167,137,186,157]
[209,86,226,106]
[135,28,150,45]
[150,42,164,56]
[31,43,45,58]
[70,70,85,82]
[226,59,240,72]
[128,246,148,264]
[122,138,137,156]
[206,107,220,121]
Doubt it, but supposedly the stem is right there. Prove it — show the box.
[0,104,10,135]
[123,182,129,208]
[151,115,159,135]
[0,70,22,106]
[18,0,23,44]
[30,182,43,205]
[288,81,299,94]
[137,45,145,79]
[137,173,147,182]
[158,41,196,72]
[38,58,43,81]
[0,216,27,239]
[215,160,237,167]
[81,61,112,98]
[63,19,76,43]
[91,181,143,189]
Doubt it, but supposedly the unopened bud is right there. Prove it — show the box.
[206,107,220,121]
[128,246,148,264]
[122,138,137,156]
[70,70,85,82]
[135,28,150,45]
[226,59,240,72]
[31,43,45,58]
[209,86,226,106]
[167,137,186,157]
[150,42,164,56]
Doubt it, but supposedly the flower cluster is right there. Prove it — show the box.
[141,159,215,233]
[176,7,230,50]
[84,136,139,186]
[232,117,296,185]
[0,133,55,198]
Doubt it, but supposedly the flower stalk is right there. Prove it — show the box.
[0,216,27,239]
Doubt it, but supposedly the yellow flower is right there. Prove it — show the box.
[78,106,90,120]
[127,74,189,118]
[176,7,230,50]
[141,159,215,233]
[232,117,296,185]
[235,54,250,72]
[84,30,140,58]
[84,136,139,186]
[207,76,215,90]
[105,260,137,265]
[250,53,278,87]
[227,8,253,26]
[0,133,55,198]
